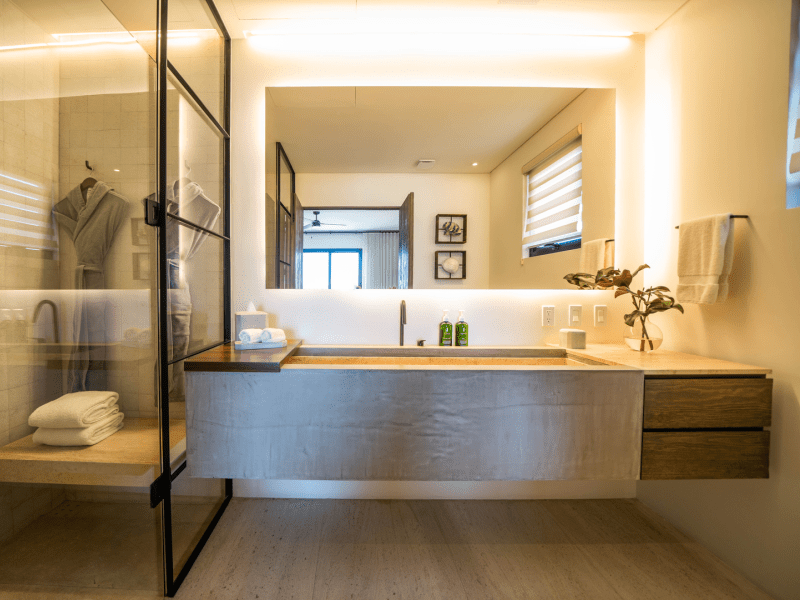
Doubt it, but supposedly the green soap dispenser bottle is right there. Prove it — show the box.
[439,310,453,346]
[455,310,468,346]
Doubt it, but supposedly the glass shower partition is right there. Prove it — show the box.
[0,0,231,596]
[152,0,232,595]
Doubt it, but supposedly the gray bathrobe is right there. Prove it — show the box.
[163,182,221,402]
[53,182,128,392]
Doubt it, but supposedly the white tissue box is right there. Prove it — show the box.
[235,311,269,338]
[559,328,586,349]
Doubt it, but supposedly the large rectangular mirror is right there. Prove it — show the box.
[266,86,615,289]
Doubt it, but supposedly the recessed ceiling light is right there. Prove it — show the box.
[472,163,478,166]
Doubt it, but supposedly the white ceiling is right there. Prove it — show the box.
[213,0,686,38]
[271,86,586,174]
[304,209,399,232]
[10,1,687,41]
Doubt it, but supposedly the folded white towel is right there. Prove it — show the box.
[33,412,124,447]
[258,328,286,343]
[676,214,734,304]
[579,238,614,274]
[29,391,119,429]
[239,328,264,343]
[124,327,151,345]
[124,327,141,343]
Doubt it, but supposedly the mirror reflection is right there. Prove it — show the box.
[266,86,616,289]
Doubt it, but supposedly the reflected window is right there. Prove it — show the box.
[302,249,362,290]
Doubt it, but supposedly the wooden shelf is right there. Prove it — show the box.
[0,418,185,487]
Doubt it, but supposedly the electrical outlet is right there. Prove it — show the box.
[568,305,582,326]
[594,305,608,326]
[542,305,555,327]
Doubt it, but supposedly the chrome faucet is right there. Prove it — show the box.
[33,299,59,344]
[399,300,407,346]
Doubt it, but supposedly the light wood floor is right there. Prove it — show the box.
[175,498,774,600]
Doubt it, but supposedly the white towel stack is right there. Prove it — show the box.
[237,327,287,348]
[28,391,125,446]
[676,214,735,304]
[123,327,151,346]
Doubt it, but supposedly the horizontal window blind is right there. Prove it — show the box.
[522,136,583,253]
[0,174,57,250]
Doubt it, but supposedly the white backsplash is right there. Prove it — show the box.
[243,288,628,346]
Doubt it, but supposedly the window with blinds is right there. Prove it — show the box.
[521,130,583,257]
[0,173,57,251]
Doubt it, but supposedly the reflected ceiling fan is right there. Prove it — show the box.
[304,210,347,231]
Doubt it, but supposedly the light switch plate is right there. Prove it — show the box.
[568,305,582,326]
[542,305,555,327]
[594,305,607,326]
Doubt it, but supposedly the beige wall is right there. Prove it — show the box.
[638,1,799,599]
[490,88,616,289]
[297,173,491,289]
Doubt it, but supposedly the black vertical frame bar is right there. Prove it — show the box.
[275,142,295,288]
[156,0,233,596]
[155,0,175,594]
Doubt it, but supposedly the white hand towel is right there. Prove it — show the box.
[29,391,119,429]
[239,328,264,343]
[676,214,734,304]
[258,328,286,343]
[604,240,615,270]
[33,412,125,447]
[579,238,613,274]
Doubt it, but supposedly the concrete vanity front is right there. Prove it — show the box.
[184,343,773,482]
[184,344,645,481]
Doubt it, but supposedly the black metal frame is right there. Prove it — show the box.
[275,142,296,288]
[154,0,232,596]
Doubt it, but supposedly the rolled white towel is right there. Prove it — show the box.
[239,328,264,343]
[258,328,286,343]
[29,391,119,429]
[33,412,125,447]
[137,328,151,345]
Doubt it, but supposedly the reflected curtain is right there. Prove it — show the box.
[364,232,398,289]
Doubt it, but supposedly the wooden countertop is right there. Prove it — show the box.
[183,341,770,376]
[184,340,302,372]
[564,345,772,376]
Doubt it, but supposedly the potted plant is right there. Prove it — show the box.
[564,265,684,352]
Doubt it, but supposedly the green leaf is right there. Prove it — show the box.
[631,264,651,278]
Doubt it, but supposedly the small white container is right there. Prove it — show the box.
[559,328,586,349]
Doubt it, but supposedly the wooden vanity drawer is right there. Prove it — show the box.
[641,431,770,479]
[643,378,772,429]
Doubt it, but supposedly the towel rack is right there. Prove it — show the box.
[675,215,748,229]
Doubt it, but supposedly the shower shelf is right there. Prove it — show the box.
[0,419,186,488]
